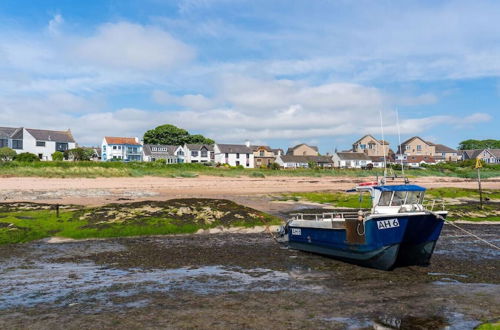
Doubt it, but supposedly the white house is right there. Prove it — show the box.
[101,137,142,162]
[213,144,254,168]
[275,155,334,169]
[0,126,76,160]
[142,144,181,163]
[332,152,372,168]
[183,144,214,163]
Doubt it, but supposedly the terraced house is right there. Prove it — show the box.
[101,137,142,162]
[0,126,76,160]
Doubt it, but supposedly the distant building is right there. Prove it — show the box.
[286,143,319,156]
[251,145,276,168]
[397,136,435,156]
[460,149,500,164]
[214,143,255,168]
[101,137,142,162]
[400,155,437,168]
[332,152,372,168]
[183,144,214,163]
[142,144,180,164]
[276,155,334,169]
[352,135,390,157]
[0,126,76,160]
[434,144,459,162]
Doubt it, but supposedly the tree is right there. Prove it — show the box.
[458,139,500,150]
[51,151,64,161]
[14,152,39,162]
[64,148,93,161]
[0,147,17,161]
[143,124,214,145]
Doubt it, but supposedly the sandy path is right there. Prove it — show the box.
[0,175,498,207]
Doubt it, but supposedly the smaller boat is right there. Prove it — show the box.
[279,181,447,270]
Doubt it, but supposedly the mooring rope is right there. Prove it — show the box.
[434,213,500,251]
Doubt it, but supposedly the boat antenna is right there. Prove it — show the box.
[396,109,406,180]
[379,109,387,184]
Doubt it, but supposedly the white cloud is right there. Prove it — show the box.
[47,14,64,36]
[70,22,195,71]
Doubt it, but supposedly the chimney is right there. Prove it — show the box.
[245,140,250,147]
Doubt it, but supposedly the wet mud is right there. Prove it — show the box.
[0,224,498,329]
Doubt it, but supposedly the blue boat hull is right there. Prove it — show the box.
[287,213,445,270]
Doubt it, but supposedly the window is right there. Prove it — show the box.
[405,145,410,150]
[192,160,198,163]
[113,146,117,150]
[118,146,122,150]
[0,139,7,148]
[56,142,69,152]
[236,161,240,166]
[38,154,43,160]
[191,151,198,157]
[177,150,184,156]
[360,144,366,149]
[417,145,422,151]
[36,141,46,147]
[259,151,265,157]
[378,192,392,206]
[406,191,424,204]
[103,145,106,151]
[246,153,249,158]
[391,191,407,206]
[12,139,23,149]
[236,153,240,159]
[201,150,208,157]
[225,153,228,158]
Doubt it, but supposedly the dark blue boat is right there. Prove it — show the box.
[282,183,447,270]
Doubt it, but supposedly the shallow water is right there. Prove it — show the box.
[0,224,498,329]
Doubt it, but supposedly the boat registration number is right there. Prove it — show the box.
[377,219,400,230]
[291,228,301,235]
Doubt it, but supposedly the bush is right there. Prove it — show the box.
[0,147,17,161]
[51,151,64,161]
[14,152,39,162]
[270,162,281,170]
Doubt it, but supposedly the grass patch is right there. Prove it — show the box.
[0,199,283,244]
[1,161,499,178]
[282,191,372,209]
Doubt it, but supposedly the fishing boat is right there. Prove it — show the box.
[278,181,447,270]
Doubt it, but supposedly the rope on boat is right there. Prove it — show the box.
[434,214,500,251]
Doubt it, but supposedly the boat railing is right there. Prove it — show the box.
[289,210,370,221]
[423,199,446,212]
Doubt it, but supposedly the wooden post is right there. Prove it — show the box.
[475,159,483,209]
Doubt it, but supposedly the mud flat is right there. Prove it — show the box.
[0,224,498,329]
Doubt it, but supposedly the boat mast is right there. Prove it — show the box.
[396,109,406,181]
[379,109,387,184]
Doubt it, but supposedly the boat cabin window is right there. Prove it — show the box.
[406,191,424,204]
[378,192,392,206]
[391,191,406,206]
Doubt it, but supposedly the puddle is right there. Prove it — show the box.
[0,261,320,310]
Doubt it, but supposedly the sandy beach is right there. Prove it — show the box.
[0,175,498,207]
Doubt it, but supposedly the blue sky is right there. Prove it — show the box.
[0,0,498,152]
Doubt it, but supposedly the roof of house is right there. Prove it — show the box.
[286,143,319,155]
[279,155,333,163]
[434,144,457,153]
[489,149,500,157]
[26,128,75,143]
[251,145,272,152]
[335,152,372,161]
[460,149,484,159]
[216,144,253,154]
[403,155,436,163]
[143,144,179,156]
[104,137,140,145]
[400,136,434,147]
[352,134,389,145]
[0,127,19,138]
[271,148,284,155]
[185,144,214,151]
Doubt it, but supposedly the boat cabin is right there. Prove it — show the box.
[354,184,426,214]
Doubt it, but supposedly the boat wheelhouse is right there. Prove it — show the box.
[282,182,447,270]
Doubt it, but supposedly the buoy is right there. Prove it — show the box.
[358,181,378,187]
